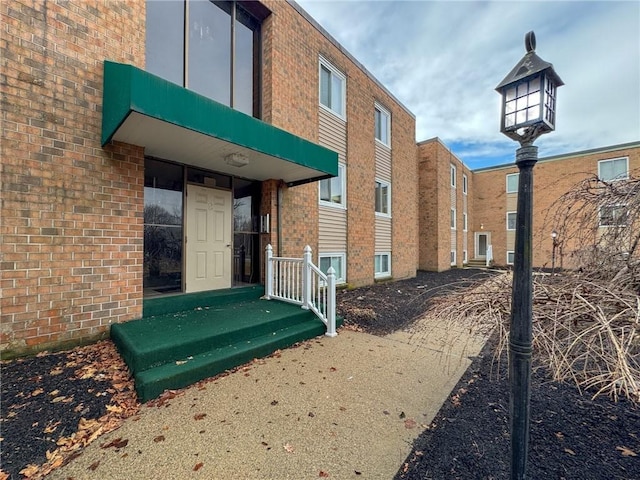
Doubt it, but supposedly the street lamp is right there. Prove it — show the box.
[551,230,558,275]
[495,31,563,480]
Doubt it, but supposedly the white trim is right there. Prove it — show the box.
[506,173,519,193]
[374,178,391,217]
[598,157,629,182]
[319,56,346,120]
[462,174,468,194]
[319,252,346,284]
[450,250,456,266]
[450,164,457,188]
[374,252,391,279]
[374,102,391,148]
[463,250,468,264]
[319,163,346,209]
[507,251,515,265]
[462,212,468,232]
[506,211,517,230]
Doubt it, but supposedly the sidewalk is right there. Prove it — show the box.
[49,316,486,480]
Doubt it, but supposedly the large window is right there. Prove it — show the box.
[375,180,390,216]
[506,173,519,193]
[319,253,345,284]
[507,211,517,230]
[319,164,346,207]
[599,205,627,227]
[146,0,264,117]
[374,253,391,278]
[375,103,390,146]
[320,58,346,118]
[598,157,629,182]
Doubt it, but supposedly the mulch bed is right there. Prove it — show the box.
[1,268,638,479]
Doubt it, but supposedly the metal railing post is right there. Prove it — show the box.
[265,244,273,300]
[325,266,337,337]
[302,245,312,310]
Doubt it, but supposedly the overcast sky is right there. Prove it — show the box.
[295,0,640,169]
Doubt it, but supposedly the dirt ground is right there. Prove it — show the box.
[2,268,638,479]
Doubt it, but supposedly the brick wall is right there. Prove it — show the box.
[473,144,640,268]
[1,0,145,356]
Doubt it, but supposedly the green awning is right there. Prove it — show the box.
[101,61,338,185]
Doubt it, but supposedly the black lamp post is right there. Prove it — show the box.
[495,31,563,480]
[551,230,558,275]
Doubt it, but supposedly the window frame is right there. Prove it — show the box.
[463,250,468,264]
[318,252,346,284]
[374,179,391,217]
[450,164,457,188]
[450,250,456,266]
[506,211,517,230]
[598,157,629,182]
[462,212,468,232]
[507,251,515,265]
[462,174,468,194]
[451,208,457,230]
[319,57,346,120]
[319,163,346,209]
[374,102,391,147]
[374,252,391,279]
[599,204,628,227]
[506,173,519,193]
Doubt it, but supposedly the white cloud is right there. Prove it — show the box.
[296,0,640,167]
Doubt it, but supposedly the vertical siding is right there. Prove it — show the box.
[375,142,392,259]
[450,173,457,258]
[318,108,347,253]
[375,216,392,251]
[375,142,392,181]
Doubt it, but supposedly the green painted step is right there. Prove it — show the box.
[135,317,326,402]
[111,299,310,374]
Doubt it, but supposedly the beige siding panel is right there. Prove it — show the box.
[375,216,392,251]
[319,205,347,252]
[375,142,392,181]
[451,232,456,250]
[507,230,516,251]
[319,108,347,163]
[506,194,517,211]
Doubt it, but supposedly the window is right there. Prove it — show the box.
[450,164,456,187]
[319,164,346,207]
[599,205,627,227]
[463,212,468,231]
[374,103,391,146]
[507,251,515,265]
[319,58,346,118]
[450,251,456,265]
[598,157,629,182]
[463,250,468,263]
[319,253,345,284]
[507,211,517,230]
[374,253,391,278]
[506,173,519,193]
[146,0,264,117]
[462,174,468,194]
[451,208,456,229]
[375,180,390,216]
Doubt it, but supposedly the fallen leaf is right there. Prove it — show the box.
[52,396,67,403]
[194,413,207,421]
[564,448,576,456]
[329,367,337,372]
[31,388,44,397]
[284,443,295,453]
[49,389,60,396]
[106,404,123,414]
[319,471,329,477]
[193,462,204,471]
[404,419,417,429]
[153,435,166,443]
[271,400,279,406]
[616,446,637,457]
[355,471,362,476]
[19,465,39,477]
[88,460,100,471]
[102,437,129,449]
[399,412,406,419]
[555,432,564,440]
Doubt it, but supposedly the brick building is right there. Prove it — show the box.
[1,0,417,356]
[418,139,640,271]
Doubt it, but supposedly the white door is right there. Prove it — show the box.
[186,185,232,292]
[475,232,490,259]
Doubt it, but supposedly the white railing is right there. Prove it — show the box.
[486,244,493,267]
[265,244,337,337]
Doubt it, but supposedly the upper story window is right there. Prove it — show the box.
[450,164,456,188]
[507,211,517,230]
[506,173,519,193]
[599,205,627,227]
[374,103,391,146]
[462,174,468,194]
[375,180,391,216]
[598,157,629,182]
[146,0,266,118]
[319,164,346,207]
[319,58,346,118]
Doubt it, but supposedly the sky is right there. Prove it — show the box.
[295,0,640,169]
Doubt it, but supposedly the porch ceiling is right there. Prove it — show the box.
[101,61,338,185]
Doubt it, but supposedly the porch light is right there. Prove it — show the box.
[496,31,564,143]
[225,152,250,167]
[496,31,563,480]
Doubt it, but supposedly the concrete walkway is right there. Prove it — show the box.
[49,316,486,480]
